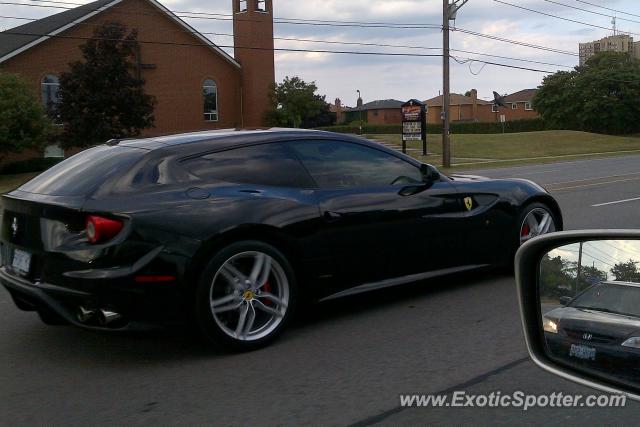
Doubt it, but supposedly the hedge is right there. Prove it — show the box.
[315,118,550,135]
[1,157,63,175]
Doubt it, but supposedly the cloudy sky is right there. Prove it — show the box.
[2,0,639,105]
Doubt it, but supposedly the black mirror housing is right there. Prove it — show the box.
[516,230,640,401]
[420,164,440,183]
[559,296,572,306]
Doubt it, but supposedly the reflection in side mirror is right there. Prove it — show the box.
[420,164,440,183]
[539,239,640,390]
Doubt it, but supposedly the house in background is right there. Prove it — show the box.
[424,89,494,124]
[0,0,275,166]
[492,89,539,122]
[341,99,404,125]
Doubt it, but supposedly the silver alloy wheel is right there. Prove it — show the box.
[209,251,289,341]
[520,207,556,245]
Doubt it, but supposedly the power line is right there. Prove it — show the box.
[0,28,560,73]
[0,1,443,29]
[573,0,640,20]
[541,0,640,25]
[0,13,575,69]
[493,0,640,37]
[1,0,583,59]
[453,27,578,56]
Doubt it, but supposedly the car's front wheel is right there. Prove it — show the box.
[519,202,558,246]
[195,240,296,350]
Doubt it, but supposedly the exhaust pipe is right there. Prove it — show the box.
[97,309,122,326]
[76,306,96,323]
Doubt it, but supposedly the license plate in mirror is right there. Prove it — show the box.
[12,249,31,275]
[569,344,596,361]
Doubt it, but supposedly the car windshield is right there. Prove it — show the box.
[18,145,145,196]
[570,283,640,318]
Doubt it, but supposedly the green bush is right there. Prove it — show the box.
[1,157,63,174]
[316,118,550,135]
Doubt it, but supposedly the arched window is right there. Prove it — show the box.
[203,79,218,122]
[41,74,60,120]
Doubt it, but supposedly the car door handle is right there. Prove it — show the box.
[323,211,343,223]
[398,184,428,196]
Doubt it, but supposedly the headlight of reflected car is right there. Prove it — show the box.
[543,316,558,334]
[622,337,640,349]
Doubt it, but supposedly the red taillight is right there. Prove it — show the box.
[86,215,123,244]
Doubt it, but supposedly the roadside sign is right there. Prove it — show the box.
[401,99,427,155]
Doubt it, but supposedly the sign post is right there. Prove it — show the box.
[401,99,427,156]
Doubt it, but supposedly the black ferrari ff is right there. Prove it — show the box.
[0,129,562,349]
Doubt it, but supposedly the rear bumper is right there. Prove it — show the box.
[1,267,185,330]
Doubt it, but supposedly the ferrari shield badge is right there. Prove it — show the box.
[464,197,473,211]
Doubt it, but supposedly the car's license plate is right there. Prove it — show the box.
[12,249,31,275]
[569,344,596,361]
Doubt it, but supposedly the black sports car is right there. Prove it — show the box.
[543,281,640,382]
[0,129,562,349]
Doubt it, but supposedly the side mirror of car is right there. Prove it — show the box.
[559,296,572,306]
[420,164,440,183]
[516,230,640,401]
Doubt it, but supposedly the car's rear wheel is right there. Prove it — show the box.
[519,203,557,246]
[195,240,296,350]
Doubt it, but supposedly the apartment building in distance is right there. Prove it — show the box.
[579,34,640,65]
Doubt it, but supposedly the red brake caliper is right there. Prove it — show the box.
[262,281,273,306]
[521,224,530,237]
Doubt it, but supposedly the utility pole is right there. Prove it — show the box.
[442,0,469,169]
[442,0,451,168]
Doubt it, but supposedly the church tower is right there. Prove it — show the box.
[233,0,275,128]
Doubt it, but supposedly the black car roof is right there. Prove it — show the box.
[114,128,405,159]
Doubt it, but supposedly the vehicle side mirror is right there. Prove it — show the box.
[420,164,440,183]
[516,231,640,401]
[559,296,572,306]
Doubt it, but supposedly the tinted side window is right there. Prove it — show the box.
[181,143,314,188]
[288,140,422,188]
[19,145,145,196]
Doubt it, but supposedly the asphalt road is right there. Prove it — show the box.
[2,155,640,426]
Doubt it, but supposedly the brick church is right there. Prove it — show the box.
[0,0,275,162]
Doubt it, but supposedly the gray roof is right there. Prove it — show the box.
[503,89,538,103]
[353,99,404,111]
[0,0,115,59]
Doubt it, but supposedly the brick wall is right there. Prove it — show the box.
[0,0,245,138]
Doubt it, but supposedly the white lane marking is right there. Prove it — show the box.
[592,197,640,207]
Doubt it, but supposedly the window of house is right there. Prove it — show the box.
[41,74,60,120]
[287,140,422,188]
[525,101,533,111]
[238,0,247,12]
[203,79,218,121]
[492,104,499,113]
[181,143,314,188]
[256,0,267,11]
[511,103,517,110]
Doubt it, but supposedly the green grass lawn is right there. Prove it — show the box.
[0,173,37,194]
[369,130,640,171]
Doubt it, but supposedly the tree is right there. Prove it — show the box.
[610,260,640,283]
[534,52,640,134]
[266,76,330,128]
[0,72,54,162]
[58,22,156,148]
